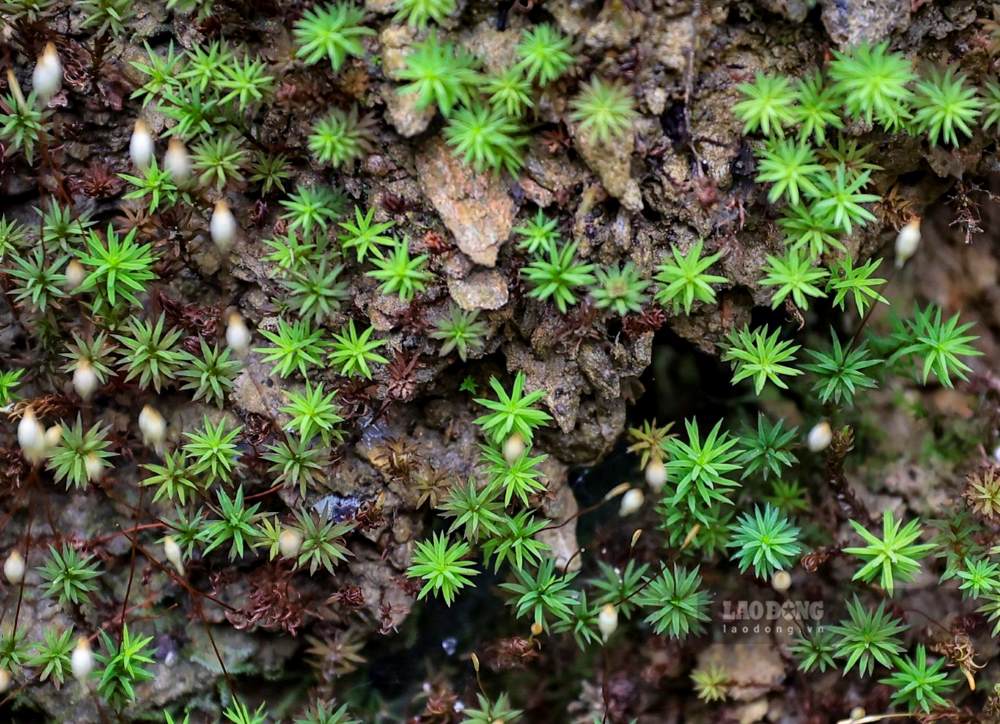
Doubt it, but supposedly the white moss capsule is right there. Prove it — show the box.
[225,312,251,356]
[17,407,46,464]
[771,570,792,592]
[73,359,99,401]
[64,259,85,290]
[895,217,921,268]
[71,636,94,683]
[3,550,25,585]
[807,421,833,452]
[129,119,154,170]
[163,137,191,183]
[32,42,62,103]
[210,199,237,252]
[84,453,104,482]
[163,536,184,576]
[502,432,525,464]
[45,425,63,450]
[644,458,667,492]
[138,404,166,449]
[598,603,618,642]
[279,528,303,559]
[618,487,645,517]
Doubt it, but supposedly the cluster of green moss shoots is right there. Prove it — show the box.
[403,373,725,714]
[292,2,638,178]
[397,40,995,718]
[0,3,997,719]
[733,41,994,312]
[404,360,982,716]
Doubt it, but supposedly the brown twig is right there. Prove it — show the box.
[118,487,145,629]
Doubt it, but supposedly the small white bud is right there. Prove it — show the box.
[644,458,667,492]
[807,421,833,453]
[64,259,86,290]
[129,119,154,170]
[848,707,866,722]
[163,536,184,576]
[618,487,645,517]
[210,199,237,252]
[45,425,63,450]
[138,405,166,449]
[279,528,303,559]
[598,603,618,642]
[993,444,1000,465]
[4,550,25,585]
[17,408,46,465]
[895,217,921,268]
[71,637,94,683]
[163,137,191,183]
[771,570,792,592]
[84,453,104,482]
[73,359,99,401]
[32,42,62,103]
[502,432,525,464]
[225,312,251,356]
